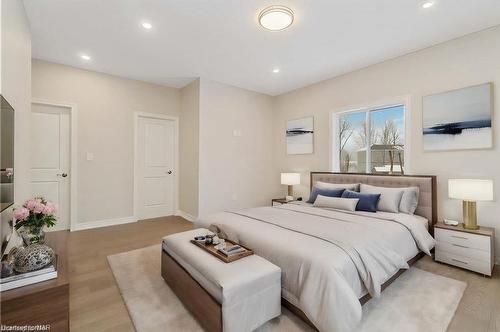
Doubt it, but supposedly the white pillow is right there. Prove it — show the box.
[360,184,404,213]
[313,195,359,212]
[399,187,420,215]
[315,181,360,192]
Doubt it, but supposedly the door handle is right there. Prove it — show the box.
[167,170,172,175]
[57,173,68,178]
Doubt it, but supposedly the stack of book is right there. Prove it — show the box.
[218,245,246,256]
[0,256,58,292]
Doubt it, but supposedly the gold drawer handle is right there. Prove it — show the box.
[451,235,468,240]
[452,243,469,249]
[451,258,468,265]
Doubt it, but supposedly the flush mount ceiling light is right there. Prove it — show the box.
[421,1,435,9]
[259,6,294,31]
[272,68,280,73]
[80,54,91,61]
[141,22,152,30]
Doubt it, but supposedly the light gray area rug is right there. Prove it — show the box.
[108,245,466,332]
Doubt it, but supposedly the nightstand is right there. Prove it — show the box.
[434,222,495,276]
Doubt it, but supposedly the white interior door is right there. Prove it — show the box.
[30,103,71,231]
[137,116,175,219]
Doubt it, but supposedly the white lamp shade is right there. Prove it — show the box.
[281,173,300,185]
[448,179,493,201]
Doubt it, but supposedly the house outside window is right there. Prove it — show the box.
[336,104,406,175]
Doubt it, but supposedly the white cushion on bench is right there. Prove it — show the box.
[162,229,282,332]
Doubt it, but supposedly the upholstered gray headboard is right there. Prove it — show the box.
[310,172,437,232]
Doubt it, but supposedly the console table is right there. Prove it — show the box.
[1,230,69,330]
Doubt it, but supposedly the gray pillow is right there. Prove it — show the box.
[315,181,360,192]
[360,184,404,213]
[313,195,359,212]
[399,187,420,215]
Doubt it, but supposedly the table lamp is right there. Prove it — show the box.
[281,173,300,201]
[448,179,493,230]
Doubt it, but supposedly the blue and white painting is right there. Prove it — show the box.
[423,83,492,151]
[286,116,314,154]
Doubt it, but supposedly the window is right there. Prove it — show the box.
[336,104,406,174]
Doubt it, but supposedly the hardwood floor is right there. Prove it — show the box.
[67,216,192,332]
[66,217,499,332]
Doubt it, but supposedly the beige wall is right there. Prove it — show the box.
[32,60,181,226]
[273,26,500,261]
[179,79,200,218]
[0,0,32,240]
[198,79,280,216]
[1,0,31,202]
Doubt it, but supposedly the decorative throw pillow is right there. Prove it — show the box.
[341,190,381,213]
[399,187,420,215]
[307,187,345,204]
[315,181,360,192]
[360,184,404,213]
[313,195,359,212]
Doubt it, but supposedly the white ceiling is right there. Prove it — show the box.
[24,0,500,96]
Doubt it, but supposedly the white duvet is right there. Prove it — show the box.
[196,203,435,332]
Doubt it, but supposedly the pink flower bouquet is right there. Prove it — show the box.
[13,198,57,244]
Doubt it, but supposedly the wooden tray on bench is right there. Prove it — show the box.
[190,240,253,263]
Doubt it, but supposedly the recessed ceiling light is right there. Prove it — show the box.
[272,68,280,73]
[421,1,435,9]
[259,6,294,31]
[80,54,91,61]
[142,22,152,30]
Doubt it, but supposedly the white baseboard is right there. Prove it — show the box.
[176,210,196,222]
[71,216,137,231]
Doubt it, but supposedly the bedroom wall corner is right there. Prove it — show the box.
[197,79,281,217]
[179,79,200,218]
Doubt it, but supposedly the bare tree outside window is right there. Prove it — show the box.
[355,121,378,149]
[339,119,353,172]
[380,120,403,174]
[336,105,405,175]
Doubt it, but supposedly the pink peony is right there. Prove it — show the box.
[25,198,38,211]
[43,202,57,215]
[14,207,30,221]
[33,201,45,214]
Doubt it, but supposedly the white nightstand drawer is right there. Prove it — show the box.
[435,228,490,251]
[435,241,490,263]
[435,250,491,275]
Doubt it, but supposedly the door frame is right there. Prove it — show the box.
[31,99,78,231]
[133,112,179,220]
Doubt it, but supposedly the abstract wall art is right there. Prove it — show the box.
[423,83,492,151]
[286,116,314,154]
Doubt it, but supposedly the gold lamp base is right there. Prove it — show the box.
[463,200,479,230]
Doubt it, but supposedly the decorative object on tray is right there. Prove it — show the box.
[191,236,253,263]
[208,223,241,244]
[281,172,300,201]
[448,179,493,230]
[423,83,492,151]
[11,244,55,273]
[13,197,57,245]
[286,116,314,154]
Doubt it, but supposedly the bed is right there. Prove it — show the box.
[195,172,437,332]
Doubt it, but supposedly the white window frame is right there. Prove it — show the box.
[330,96,412,174]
